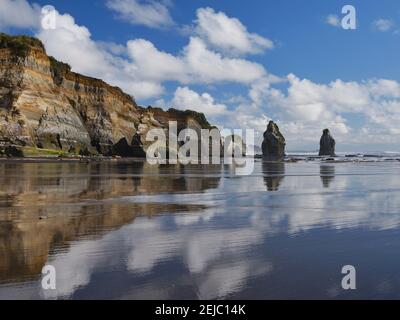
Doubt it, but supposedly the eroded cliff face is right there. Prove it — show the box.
[0,34,212,157]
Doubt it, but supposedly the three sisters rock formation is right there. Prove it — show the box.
[261,122,337,159]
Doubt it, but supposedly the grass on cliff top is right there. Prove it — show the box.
[169,108,213,129]
[0,33,72,79]
[0,33,45,56]
[147,106,213,129]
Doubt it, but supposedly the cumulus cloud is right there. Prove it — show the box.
[171,86,228,116]
[34,7,268,100]
[240,74,400,148]
[106,0,174,29]
[0,0,274,121]
[325,14,341,27]
[0,0,41,30]
[194,7,274,56]
[36,10,164,99]
[373,19,394,32]
[183,37,267,83]
[126,38,188,82]
[126,37,267,85]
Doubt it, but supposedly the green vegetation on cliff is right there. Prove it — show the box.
[168,108,213,129]
[0,33,45,56]
[0,33,71,85]
[146,106,213,129]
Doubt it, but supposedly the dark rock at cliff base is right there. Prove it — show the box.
[319,129,336,156]
[261,121,286,160]
[4,146,23,157]
[112,135,146,158]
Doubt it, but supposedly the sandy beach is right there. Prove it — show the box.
[0,159,399,299]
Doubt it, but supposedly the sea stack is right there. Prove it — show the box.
[319,129,336,156]
[262,121,286,160]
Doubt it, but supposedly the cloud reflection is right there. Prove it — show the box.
[2,161,400,299]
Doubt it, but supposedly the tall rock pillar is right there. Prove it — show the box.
[261,121,286,160]
[319,129,336,156]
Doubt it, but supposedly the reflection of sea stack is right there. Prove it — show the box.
[319,129,336,156]
[261,121,286,160]
[262,162,285,191]
[320,165,335,188]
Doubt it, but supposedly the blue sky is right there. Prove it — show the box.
[27,0,400,81]
[24,0,400,80]
[2,0,400,151]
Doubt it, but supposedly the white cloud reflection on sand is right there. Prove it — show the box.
[2,162,400,299]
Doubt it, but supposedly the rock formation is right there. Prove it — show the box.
[261,121,286,160]
[319,129,336,156]
[0,34,213,157]
[225,134,247,157]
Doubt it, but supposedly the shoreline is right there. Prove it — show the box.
[0,156,149,163]
[1,154,400,164]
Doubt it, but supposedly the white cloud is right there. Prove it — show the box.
[183,37,267,83]
[36,10,164,100]
[0,1,270,101]
[126,36,268,85]
[106,0,174,29]
[171,86,228,116]
[241,74,400,148]
[0,0,40,30]
[325,14,341,28]
[194,7,274,56]
[373,19,394,32]
[38,13,109,76]
[36,7,268,99]
[126,38,188,82]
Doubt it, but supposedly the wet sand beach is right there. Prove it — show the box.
[1,159,400,299]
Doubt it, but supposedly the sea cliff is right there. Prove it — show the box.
[0,33,213,158]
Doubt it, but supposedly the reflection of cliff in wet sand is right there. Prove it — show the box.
[262,162,285,191]
[0,161,221,283]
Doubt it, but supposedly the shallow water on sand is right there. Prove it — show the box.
[1,159,400,299]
